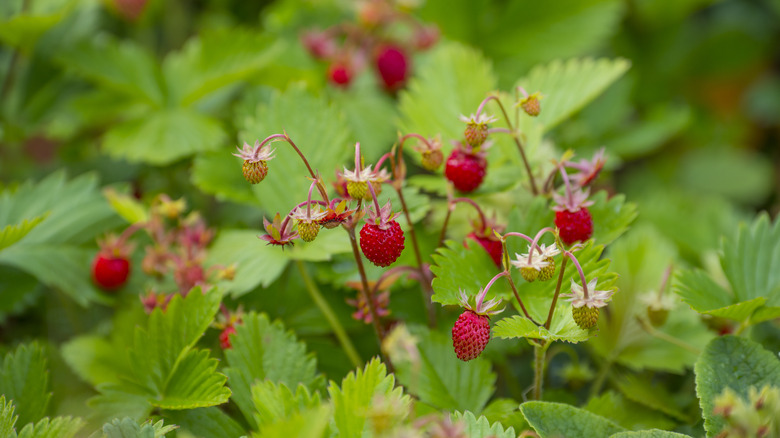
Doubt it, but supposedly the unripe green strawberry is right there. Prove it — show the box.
[242,160,269,184]
[538,257,556,281]
[464,123,488,147]
[521,95,541,117]
[572,306,599,329]
[647,307,669,327]
[297,220,320,242]
[520,267,539,282]
[421,149,444,171]
[347,181,368,200]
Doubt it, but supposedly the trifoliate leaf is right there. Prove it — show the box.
[101,417,178,438]
[163,28,284,106]
[520,401,625,438]
[515,57,630,132]
[251,381,321,430]
[102,109,227,165]
[328,358,411,438]
[0,343,51,427]
[675,213,780,325]
[398,41,497,143]
[240,84,351,216]
[223,312,319,430]
[695,336,780,437]
[16,416,85,438]
[163,407,245,438]
[391,328,496,414]
[450,411,515,438]
[609,431,693,438]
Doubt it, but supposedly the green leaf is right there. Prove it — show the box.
[614,374,692,423]
[329,82,398,161]
[398,41,497,142]
[493,310,591,344]
[584,391,677,431]
[207,229,352,298]
[101,418,178,438]
[61,335,123,387]
[250,405,330,438]
[610,431,693,438]
[520,401,625,438]
[103,189,148,224]
[328,358,411,438]
[223,312,319,429]
[16,416,85,438]
[515,58,630,132]
[590,226,713,373]
[391,328,496,414]
[0,396,18,438]
[163,29,284,106]
[675,213,780,325]
[102,109,227,166]
[0,13,62,52]
[695,336,780,437]
[430,240,506,306]
[0,215,47,251]
[151,349,231,410]
[56,37,165,106]
[450,411,515,438]
[0,343,50,427]
[191,150,258,205]
[163,407,245,438]
[239,84,351,215]
[251,381,321,430]
[588,192,638,247]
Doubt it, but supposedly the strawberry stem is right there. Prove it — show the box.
[477,271,509,310]
[451,197,489,234]
[544,254,568,330]
[564,250,589,299]
[527,227,555,264]
[474,95,539,195]
[558,162,575,208]
[657,264,673,301]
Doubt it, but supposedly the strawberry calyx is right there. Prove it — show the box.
[364,201,400,231]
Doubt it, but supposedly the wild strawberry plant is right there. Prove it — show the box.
[1,0,779,437]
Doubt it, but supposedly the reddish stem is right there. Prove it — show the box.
[564,250,589,298]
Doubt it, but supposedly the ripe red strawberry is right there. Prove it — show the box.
[555,207,593,245]
[445,147,487,192]
[375,45,409,91]
[466,232,502,267]
[92,254,130,290]
[452,310,490,361]
[328,63,352,87]
[219,325,236,350]
[360,202,405,267]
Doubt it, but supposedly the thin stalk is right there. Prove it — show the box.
[533,342,549,400]
[345,226,386,343]
[500,239,537,324]
[262,133,329,203]
[544,255,568,330]
[637,316,701,355]
[296,261,362,368]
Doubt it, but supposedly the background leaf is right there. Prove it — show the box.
[0,343,50,427]
[450,411,515,438]
[520,401,625,438]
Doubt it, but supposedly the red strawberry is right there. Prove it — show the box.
[328,63,352,87]
[555,207,593,245]
[452,310,491,361]
[219,325,236,350]
[92,254,130,290]
[360,201,405,267]
[445,147,487,192]
[466,232,502,267]
[375,45,409,91]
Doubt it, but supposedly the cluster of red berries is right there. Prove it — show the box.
[301,0,438,91]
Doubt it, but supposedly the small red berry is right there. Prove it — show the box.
[555,207,593,245]
[375,45,409,92]
[220,325,236,350]
[360,220,405,267]
[452,310,491,361]
[92,254,130,290]
[444,148,487,192]
[466,232,502,267]
[328,63,353,87]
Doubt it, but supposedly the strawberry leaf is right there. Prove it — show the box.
[520,401,625,438]
[609,431,693,438]
[675,213,780,325]
[249,405,330,438]
[450,411,516,438]
[695,336,780,437]
[430,239,508,306]
[223,312,320,430]
[328,358,411,438]
[163,407,245,438]
[0,215,47,251]
[15,416,85,438]
[0,396,17,438]
[101,418,178,438]
[584,391,677,431]
[391,327,496,414]
[0,343,50,427]
[251,381,321,431]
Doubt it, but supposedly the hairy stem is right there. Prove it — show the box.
[296,261,362,367]
[544,255,568,330]
[533,342,549,400]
